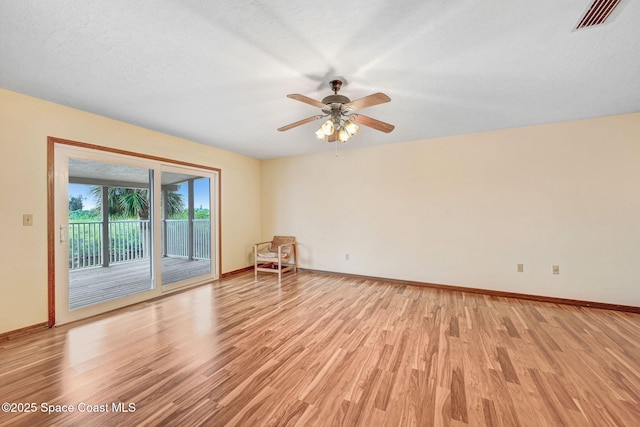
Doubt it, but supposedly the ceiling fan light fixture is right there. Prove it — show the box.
[344,119,359,136]
[321,119,335,136]
[315,128,326,140]
[338,128,350,142]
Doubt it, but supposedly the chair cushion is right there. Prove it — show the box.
[256,251,290,260]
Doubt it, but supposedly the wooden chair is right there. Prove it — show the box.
[254,236,297,281]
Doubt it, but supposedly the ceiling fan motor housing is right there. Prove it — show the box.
[321,94,350,105]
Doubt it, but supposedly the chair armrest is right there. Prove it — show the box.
[254,241,273,251]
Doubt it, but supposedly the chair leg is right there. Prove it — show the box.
[278,259,282,282]
[254,246,258,281]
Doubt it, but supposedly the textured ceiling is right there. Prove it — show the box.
[1,1,639,159]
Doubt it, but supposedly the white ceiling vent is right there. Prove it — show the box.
[575,0,623,29]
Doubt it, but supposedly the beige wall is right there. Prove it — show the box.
[0,88,261,334]
[261,113,640,307]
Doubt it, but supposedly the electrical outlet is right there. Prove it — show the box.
[23,214,33,226]
[345,253,349,261]
[517,264,524,273]
[552,265,560,275]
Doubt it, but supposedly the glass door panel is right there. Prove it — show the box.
[161,171,211,286]
[67,158,153,310]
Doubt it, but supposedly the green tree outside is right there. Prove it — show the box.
[88,187,184,220]
[69,195,84,211]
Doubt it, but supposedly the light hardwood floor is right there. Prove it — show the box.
[1,271,639,426]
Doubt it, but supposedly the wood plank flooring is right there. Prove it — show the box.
[1,270,639,426]
[69,257,211,309]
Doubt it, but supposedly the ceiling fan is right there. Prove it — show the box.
[277,80,395,143]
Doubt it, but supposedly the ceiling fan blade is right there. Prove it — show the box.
[287,94,327,109]
[351,114,395,133]
[327,132,338,143]
[343,92,391,112]
[277,115,322,132]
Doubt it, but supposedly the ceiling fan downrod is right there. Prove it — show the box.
[329,79,343,94]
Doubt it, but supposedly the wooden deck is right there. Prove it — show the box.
[69,257,211,309]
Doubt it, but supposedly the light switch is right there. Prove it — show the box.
[23,214,33,226]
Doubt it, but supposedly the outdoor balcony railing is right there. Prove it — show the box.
[69,219,210,270]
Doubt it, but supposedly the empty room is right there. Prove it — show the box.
[1,1,639,426]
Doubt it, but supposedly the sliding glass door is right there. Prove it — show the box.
[53,142,219,325]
